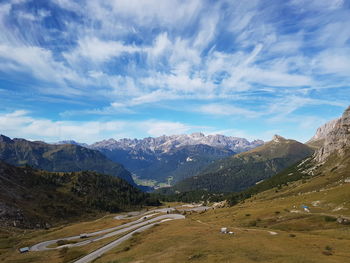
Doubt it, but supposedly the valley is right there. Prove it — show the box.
[2,106,350,262]
[1,1,349,262]
[3,176,350,263]
[88,134,263,186]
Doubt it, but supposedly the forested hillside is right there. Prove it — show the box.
[0,161,159,228]
[0,135,134,184]
[171,135,314,193]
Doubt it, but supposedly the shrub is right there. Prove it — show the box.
[324,216,336,222]
[59,247,69,257]
[248,220,257,227]
[188,252,205,260]
[325,245,333,251]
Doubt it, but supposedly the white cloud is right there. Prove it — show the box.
[51,0,81,11]
[0,44,84,89]
[197,104,260,118]
[142,120,191,137]
[104,0,202,28]
[290,0,344,11]
[0,0,349,132]
[0,110,195,143]
[64,37,141,64]
[246,67,313,87]
[312,49,350,77]
[16,10,36,21]
[266,96,346,122]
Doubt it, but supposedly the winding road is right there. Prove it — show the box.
[29,206,201,263]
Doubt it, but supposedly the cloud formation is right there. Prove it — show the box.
[0,0,349,142]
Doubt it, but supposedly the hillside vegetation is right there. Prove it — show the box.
[90,133,263,186]
[97,143,236,186]
[171,135,314,193]
[0,135,134,184]
[0,161,159,229]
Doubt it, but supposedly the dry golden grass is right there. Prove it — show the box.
[0,211,152,263]
[2,179,350,263]
[93,217,350,263]
[92,179,350,263]
[0,204,178,263]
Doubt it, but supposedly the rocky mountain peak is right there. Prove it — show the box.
[342,105,350,121]
[308,118,339,143]
[91,133,264,153]
[190,132,205,138]
[314,106,350,163]
[56,140,88,148]
[0,134,12,143]
[271,134,286,143]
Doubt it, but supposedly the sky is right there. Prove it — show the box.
[0,0,349,143]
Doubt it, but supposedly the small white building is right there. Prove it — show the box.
[221,227,228,234]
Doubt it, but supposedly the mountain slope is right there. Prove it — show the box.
[172,135,314,193]
[0,161,159,228]
[103,144,235,185]
[90,133,263,185]
[92,108,350,263]
[0,135,134,184]
[227,106,350,205]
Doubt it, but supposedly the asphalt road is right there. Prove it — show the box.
[73,215,184,263]
[30,213,182,252]
[29,205,211,262]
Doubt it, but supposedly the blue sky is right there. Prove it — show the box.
[0,0,349,143]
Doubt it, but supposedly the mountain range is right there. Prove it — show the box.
[1,106,350,232]
[86,133,264,186]
[168,135,314,193]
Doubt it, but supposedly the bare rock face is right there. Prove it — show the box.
[314,106,350,163]
[308,118,339,143]
[271,134,286,143]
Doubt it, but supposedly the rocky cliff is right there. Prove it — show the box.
[314,106,350,163]
[308,118,339,143]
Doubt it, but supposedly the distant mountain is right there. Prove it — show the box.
[89,133,263,185]
[0,161,159,228]
[57,140,89,147]
[91,133,263,153]
[171,135,314,193]
[0,135,134,185]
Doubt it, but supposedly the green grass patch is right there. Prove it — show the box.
[60,247,85,263]
[324,216,337,222]
[6,256,42,263]
[0,237,17,249]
